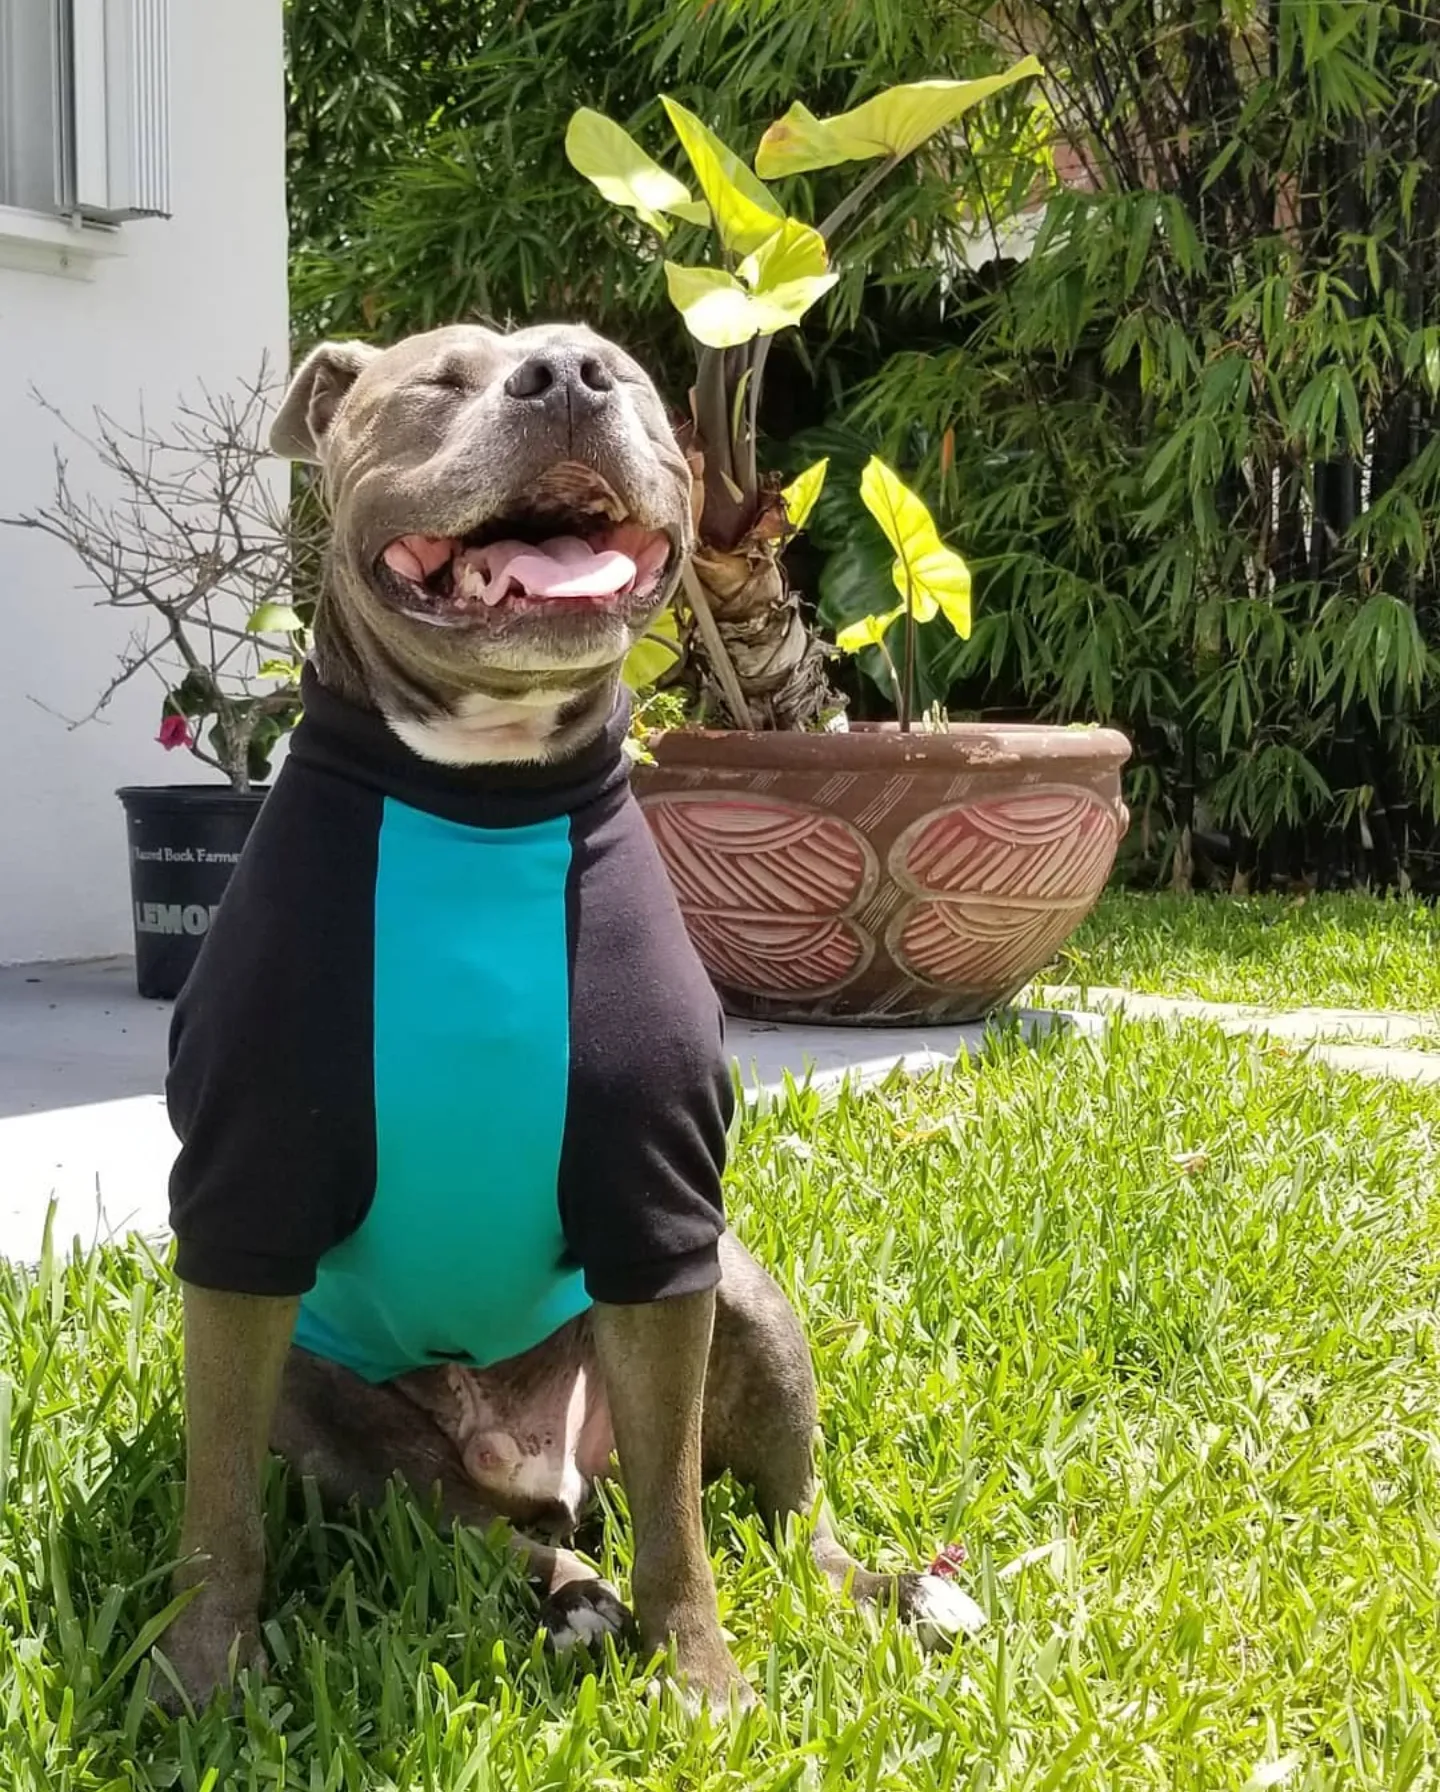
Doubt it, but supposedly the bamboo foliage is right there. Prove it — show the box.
[850,0,1440,889]
[284,0,1003,384]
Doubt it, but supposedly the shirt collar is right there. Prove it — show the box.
[288,662,632,827]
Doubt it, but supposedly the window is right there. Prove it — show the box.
[0,0,170,224]
[0,0,61,214]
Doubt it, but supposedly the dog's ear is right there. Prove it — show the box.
[270,341,381,464]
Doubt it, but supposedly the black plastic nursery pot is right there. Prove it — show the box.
[116,785,266,1000]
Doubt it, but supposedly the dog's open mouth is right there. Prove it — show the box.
[377,463,672,628]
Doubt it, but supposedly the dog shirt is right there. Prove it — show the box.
[166,666,732,1384]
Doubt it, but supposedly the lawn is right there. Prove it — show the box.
[3,1020,1439,1788]
[1047,891,1440,1015]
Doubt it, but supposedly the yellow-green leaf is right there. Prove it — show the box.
[664,262,837,348]
[247,601,304,634]
[565,108,708,234]
[755,57,1043,176]
[755,102,848,179]
[836,604,905,653]
[622,605,681,690]
[663,265,760,347]
[781,457,829,530]
[738,217,830,292]
[751,274,838,332]
[859,456,972,638]
[661,95,782,253]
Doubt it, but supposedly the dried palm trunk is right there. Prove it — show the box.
[677,384,841,730]
[688,532,835,729]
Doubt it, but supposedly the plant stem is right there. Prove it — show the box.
[680,557,755,729]
[741,336,770,502]
[875,631,903,721]
[900,573,916,734]
[718,155,901,526]
[697,347,734,487]
[817,153,904,245]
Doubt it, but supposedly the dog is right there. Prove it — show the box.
[158,322,983,1713]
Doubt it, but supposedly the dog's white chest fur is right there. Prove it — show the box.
[386,691,577,766]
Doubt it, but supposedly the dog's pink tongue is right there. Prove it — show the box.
[483,535,636,600]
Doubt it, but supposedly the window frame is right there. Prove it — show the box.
[0,0,170,263]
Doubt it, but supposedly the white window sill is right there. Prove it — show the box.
[0,206,125,280]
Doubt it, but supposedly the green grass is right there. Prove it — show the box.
[3,1021,1440,1787]
[1047,891,1440,1014]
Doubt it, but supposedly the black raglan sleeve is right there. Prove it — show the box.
[556,790,733,1305]
[166,766,381,1296]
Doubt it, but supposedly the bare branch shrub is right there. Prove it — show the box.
[6,363,325,791]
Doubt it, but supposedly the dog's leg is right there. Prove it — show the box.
[271,1346,631,1652]
[704,1234,985,1646]
[160,1286,298,1709]
[592,1288,752,1709]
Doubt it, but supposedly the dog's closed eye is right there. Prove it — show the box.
[422,368,470,394]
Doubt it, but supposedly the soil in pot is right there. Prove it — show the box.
[634,722,1131,1027]
[117,786,266,1000]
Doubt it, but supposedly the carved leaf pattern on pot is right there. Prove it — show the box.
[888,789,1121,991]
[640,794,876,994]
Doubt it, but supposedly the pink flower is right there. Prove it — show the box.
[927,1543,968,1579]
[156,713,194,751]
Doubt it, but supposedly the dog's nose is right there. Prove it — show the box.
[503,346,614,418]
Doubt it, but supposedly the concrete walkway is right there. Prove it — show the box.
[1034,984,1440,1086]
[0,957,1083,1264]
[2,958,1435,1267]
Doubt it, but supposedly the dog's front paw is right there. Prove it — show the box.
[540,1577,635,1655]
[642,1613,758,1718]
[649,1649,758,1720]
[901,1571,987,1649]
[153,1596,268,1715]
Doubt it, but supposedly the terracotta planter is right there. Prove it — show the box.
[633,722,1132,1026]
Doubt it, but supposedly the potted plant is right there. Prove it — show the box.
[568,67,1132,1025]
[7,373,321,1000]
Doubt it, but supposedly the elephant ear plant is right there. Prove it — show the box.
[566,58,1039,731]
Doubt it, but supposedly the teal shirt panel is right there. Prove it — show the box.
[292,796,591,1383]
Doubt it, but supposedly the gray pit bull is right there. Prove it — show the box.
[158,322,983,1714]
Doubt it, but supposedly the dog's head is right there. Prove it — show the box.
[271,323,692,742]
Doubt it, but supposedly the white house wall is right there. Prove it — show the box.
[0,0,287,965]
